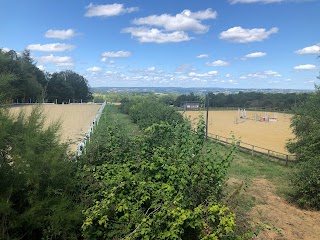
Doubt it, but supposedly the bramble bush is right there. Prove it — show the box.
[81,101,237,239]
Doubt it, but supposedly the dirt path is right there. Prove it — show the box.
[243,178,320,240]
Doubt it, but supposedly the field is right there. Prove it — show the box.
[9,104,101,151]
[184,110,294,154]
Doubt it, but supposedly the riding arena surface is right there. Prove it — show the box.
[9,104,101,152]
[184,110,294,154]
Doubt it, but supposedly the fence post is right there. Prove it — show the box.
[252,145,254,156]
[268,150,270,159]
[286,155,289,165]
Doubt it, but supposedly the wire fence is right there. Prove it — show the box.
[207,133,297,165]
[76,101,106,157]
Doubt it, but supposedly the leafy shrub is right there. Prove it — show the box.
[81,104,237,239]
[0,106,82,239]
[287,86,320,209]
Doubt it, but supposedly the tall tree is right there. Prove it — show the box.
[46,70,92,103]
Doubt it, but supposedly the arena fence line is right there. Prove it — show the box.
[76,101,106,157]
[207,133,296,165]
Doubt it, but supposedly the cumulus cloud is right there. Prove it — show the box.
[1,47,10,52]
[45,29,78,40]
[240,70,281,79]
[244,52,266,58]
[122,27,192,43]
[87,66,102,72]
[102,51,131,58]
[230,0,285,4]
[188,71,218,77]
[197,54,209,58]
[37,65,46,71]
[37,54,74,67]
[85,3,138,17]
[219,26,278,43]
[147,66,156,71]
[295,44,320,54]
[132,9,217,34]
[26,43,75,52]
[293,64,316,70]
[206,60,229,66]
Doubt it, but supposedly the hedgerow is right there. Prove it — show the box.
[81,101,237,239]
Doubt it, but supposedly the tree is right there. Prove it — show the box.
[287,83,320,209]
[46,71,92,103]
[0,49,46,103]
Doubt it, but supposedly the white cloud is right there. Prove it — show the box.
[206,60,229,66]
[188,71,218,77]
[244,52,266,58]
[37,54,74,67]
[85,3,138,17]
[45,29,78,40]
[197,54,209,58]
[132,9,217,34]
[230,0,285,4]
[295,44,320,54]
[293,64,316,70]
[37,65,46,71]
[240,73,267,79]
[1,47,10,52]
[26,43,75,52]
[208,71,218,75]
[87,66,102,72]
[226,74,231,77]
[147,66,156,71]
[102,51,131,58]
[240,70,281,79]
[122,27,192,43]
[219,26,278,43]
[264,70,278,75]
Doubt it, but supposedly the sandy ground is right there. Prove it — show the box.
[247,178,320,240]
[9,104,101,152]
[184,110,294,154]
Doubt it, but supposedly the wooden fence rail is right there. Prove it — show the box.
[207,133,296,165]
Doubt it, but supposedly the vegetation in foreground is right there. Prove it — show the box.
[80,101,238,239]
[1,88,320,239]
[0,106,83,239]
[287,85,320,210]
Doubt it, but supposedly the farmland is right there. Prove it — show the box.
[184,110,294,154]
[9,104,101,151]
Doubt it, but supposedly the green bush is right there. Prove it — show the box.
[287,85,320,209]
[0,106,82,239]
[81,104,237,239]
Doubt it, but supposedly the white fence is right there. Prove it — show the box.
[76,101,106,157]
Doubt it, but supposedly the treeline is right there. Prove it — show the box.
[0,48,92,104]
[174,91,309,110]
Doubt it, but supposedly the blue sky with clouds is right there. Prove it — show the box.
[1,0,319,89]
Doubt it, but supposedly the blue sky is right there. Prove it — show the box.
[1,0,319,89]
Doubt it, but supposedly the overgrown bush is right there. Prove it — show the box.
[0,106,82,239]
[81,102,237,239]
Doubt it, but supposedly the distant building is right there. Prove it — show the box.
[183,101,200,111]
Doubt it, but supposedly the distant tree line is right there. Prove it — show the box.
[0,48,92,104]
[174,91,309,110]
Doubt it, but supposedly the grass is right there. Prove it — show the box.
[214,141,296,237]
[101,105,142,139]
